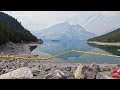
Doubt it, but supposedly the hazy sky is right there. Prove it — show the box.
[2,11,120,35]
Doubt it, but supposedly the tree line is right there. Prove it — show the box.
[88,28,120,43]
[0,12,39,44]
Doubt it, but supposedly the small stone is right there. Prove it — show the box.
[31,67,40,76]
[0,67,3,72]
[34,55,39,57]
[100,65,111,72]
[16,61,20,63]
[44,68,51,72]
[0,52,4,55]
[0,69,5,75]
[45,73,53,79]
[32,75,46,79]
[65,72,75,79]
[33,71,40,76]
[64,67,71,71]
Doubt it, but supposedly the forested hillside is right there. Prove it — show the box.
[88,28,120,42]
[0,12,38,44]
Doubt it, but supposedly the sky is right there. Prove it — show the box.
[2,11,120,35]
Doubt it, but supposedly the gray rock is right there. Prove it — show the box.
[0,52,4,55]
[30,67,40,76]
[44,68,51,72]
[46,69,66,79]
[34,55,39,57]
[65,72,75,79]
[96,72,107,79]
[0,67,3,72]
[100,66,111,72]
[0,69,5,75]
[32,75,46,79]
[3,68,15,73]
[96,71,113,79]
[32,70,40,76]
[0,67,33,79]
[82,63,100,79]
[64,67,71,71]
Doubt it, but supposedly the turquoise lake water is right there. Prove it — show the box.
[31,40,120,64]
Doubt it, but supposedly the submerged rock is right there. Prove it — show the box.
[0,67,33,79]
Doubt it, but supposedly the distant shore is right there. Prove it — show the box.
[88,41,120,46]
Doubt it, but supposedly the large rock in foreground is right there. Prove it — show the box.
[0,67,33,79]
[83,63,101,79]
[74,64,84,79]
[74,63,101,79]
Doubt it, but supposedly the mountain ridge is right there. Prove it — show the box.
[33,22,96,40]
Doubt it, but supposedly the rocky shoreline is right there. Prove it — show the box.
[0,42,120,79]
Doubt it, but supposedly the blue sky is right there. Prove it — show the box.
[2,11,120,35]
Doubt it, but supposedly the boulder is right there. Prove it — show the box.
[46,69,66,79]
[0,67,33,79]
[74,64,84,79]
[82,63,100,79]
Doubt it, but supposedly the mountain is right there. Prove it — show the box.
[33,22,96,40]
[0,12,38,44]
[88,28,120,42]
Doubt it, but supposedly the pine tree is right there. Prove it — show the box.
[0,12,40,45]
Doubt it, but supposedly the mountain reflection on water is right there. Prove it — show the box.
[31,40,120,64]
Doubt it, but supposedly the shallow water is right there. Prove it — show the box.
[31,40,120,64]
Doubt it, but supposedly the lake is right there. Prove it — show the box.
[31,40,120,64]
